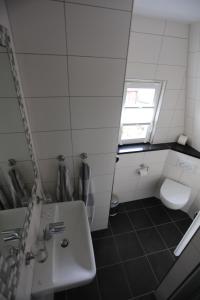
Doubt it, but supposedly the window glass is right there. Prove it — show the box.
[120,81,163,144]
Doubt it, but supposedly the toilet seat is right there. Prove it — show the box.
[160,178,191,210]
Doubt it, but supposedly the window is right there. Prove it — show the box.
[119,80,163,144]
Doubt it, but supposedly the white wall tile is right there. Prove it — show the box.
[0,99,24,133]
[163,164,183,181]
[175,90,185,110]
[66,4,131,58]
[33,131,72,159]
[137,174,160,190]
[159,36,188,66]
[65,0,133,11]
[165,150,179,166]
[116,152,144,168]
[7,0,66,54]
[17,54,69,97]
[161,89,180,110]
[72,128,119,155]
[68,56,125,96]
[26,98,70,132]
[0,133,30,162]
[167,126,184,141]
[128,32,162,63]
[126,62,156,80]
[165,21,189,38]
[156,110,174,127]
[70,97,121,129]
[187,52,200,78]
[91,192,111,231]
[93,174,113,193]
[171,110,185,127]
[73,153,116,177]
[143,150,169,164]
[186,23,200,151]
[132,188,156,201]
[155,65,186,89]
[189,22,200,52]
[132,14,165,35]
[153,127,171,143]
[0,53,16,97]
[187,77,198,99]
[185,98,195,118]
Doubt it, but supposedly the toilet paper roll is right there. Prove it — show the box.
[177,134,188,146]
[138,167,149,176]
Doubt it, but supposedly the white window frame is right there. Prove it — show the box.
[119,79,165,145]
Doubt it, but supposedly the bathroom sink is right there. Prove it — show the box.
[31,201,96,296]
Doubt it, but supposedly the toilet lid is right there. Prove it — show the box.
[161,178,191,205]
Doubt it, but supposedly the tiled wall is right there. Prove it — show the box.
[185,22,200,151]
[126,14,189,143]
[113,150,169,202]
[6,0,133,230]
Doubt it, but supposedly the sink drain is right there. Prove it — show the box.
[60,238,69,248]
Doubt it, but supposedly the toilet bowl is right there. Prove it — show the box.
[160,178,191,210]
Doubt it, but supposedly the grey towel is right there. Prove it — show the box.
[0,186,10,210]
[8,167,29,208]
[0,252,11,300]
[79,162,95,225]
[56,163,73,202]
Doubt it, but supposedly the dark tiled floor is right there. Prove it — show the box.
[54,197,192,300]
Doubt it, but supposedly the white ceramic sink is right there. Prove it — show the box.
[32,201,96,296]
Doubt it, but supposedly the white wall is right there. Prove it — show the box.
[113,150,168,202]
[185,22,200,151]
[127,14,189,143]
[6,0,133,230]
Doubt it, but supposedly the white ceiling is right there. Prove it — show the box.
[133,0,200,23]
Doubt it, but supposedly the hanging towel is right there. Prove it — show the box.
[79,161,95,225]
[56,162,73,202]
[8,167,29,208]
[0,185,10,210]
[0,252,11,300]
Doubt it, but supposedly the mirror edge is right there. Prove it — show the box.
[0,24,44,300]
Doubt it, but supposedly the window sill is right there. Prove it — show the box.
[118,142,200,160]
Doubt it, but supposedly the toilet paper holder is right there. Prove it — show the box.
[136,164,149,176]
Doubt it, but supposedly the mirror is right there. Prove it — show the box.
[0,34,35,256]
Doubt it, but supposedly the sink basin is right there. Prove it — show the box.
[32,201,96,296]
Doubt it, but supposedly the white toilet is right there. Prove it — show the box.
[160,178,191,210]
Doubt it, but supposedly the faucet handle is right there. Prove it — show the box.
[43,222,65,241]
[1,228,22,242]
[49,222,65,233]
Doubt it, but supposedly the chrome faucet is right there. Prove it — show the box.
[43,222,65,241]
[1,228,22,242]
